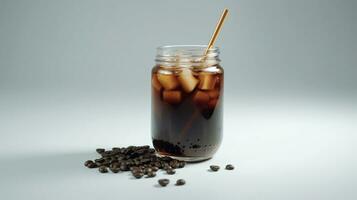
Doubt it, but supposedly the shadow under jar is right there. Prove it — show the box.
[151,45,224,162]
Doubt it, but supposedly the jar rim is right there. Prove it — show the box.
[156,45,219,56]
[155,45,220,67]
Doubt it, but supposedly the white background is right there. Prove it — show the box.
[1,0,356,199]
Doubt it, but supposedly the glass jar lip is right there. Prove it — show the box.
[156,45,219,56]
[155,45,220,67]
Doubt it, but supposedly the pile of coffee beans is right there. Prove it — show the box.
[84,145,235,187]
[84,146,186,179]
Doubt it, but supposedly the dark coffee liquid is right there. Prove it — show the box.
[151,65,223,160]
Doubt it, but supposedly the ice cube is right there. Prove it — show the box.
[157,73,179,90]
[162,90,182,104]
[177,68,199,93]
[208,89,220,99]
[152,75,162,91]
[193,91,210,105]
[198,73,216,90]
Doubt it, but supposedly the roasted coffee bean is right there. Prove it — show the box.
[144,168,152,174]
[166,168,176,175]
[112,147,120,151]
[96,148,105,154]
[176,179,186,186]
[210,165,220,172]
[163,165,172,171]
[131,169,143,175]
[151,166,159,172]
[225,164,234,170]
[110,167,120,173]
[95,158,105,163]
[146,171,156,178]
[178,161,186,168]
[120,164,129,171]
[169,160,178,166]
[158,179,170,187]
[110,162,120,169]
[101,162,110,167]
[133,172,144,179]
[84,160,93,167]
[88,163,99,168]
[98,166,108,173]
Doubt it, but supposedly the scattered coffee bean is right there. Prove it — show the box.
[158,179,170,187]
[87,162,98,168]
[98,166,108,173]
[176,179,186,186]
[146,171,156,178]
[210,165,220,172]
[95,158,105,164]
[225,164,234,170]
[163,165,172,170]
[109,167,120,173]
[144,168,152,174]
[133,172,144,179]
[178,161,186,168]
[167,168,176,175]
[84,160,93,167]
[120,164,129,171]
[96,148,105,154]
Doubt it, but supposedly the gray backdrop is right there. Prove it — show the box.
[0,0,356,199]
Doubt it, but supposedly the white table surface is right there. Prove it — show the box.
[0,93,356,200]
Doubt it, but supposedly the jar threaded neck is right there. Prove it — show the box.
[155,45,220,67]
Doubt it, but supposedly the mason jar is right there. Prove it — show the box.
[151,45,223,162]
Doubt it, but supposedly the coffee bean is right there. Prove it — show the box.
[178,161,186,168]
[146,171,156,178]
[158,179,170,187]
[169,160,178,167]
[166,168,176,175]
[210,165,220,172]
[131,168,143,175]
[120,164,129,171]
[109,167,120,173]
[100,162,110,167]
[87,162,98,168]
[110,162,120,169]
[144,168,152,174]
[151,166,159,172]
[225,164,234,170]
[176,179,186,186]
[96,148,105,154]
[84,160,93,167]
[112,147,120,151]
[163,165,172,171]
[133,172,144,179]
[95,158,105,163]
[98,166,108,173]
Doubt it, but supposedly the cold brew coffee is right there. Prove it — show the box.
[151,45,223,162]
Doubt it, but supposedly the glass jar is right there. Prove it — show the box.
[151,45,223,162]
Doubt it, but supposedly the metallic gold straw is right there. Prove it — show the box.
[204,8,229,55]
